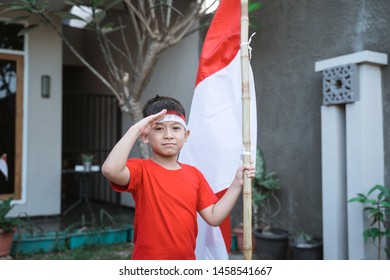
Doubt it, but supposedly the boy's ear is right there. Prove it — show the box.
[184,129,190,142]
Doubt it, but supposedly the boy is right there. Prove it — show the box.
[102,95,254,260]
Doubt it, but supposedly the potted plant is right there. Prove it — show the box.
[11,214,66,257]
[289,231,323,259]
[349,184,390,259]
[0,197,19,257]
[252,148,289,259]
[81,153,94,171]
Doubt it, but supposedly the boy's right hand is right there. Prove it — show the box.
[135,109,167,136]
[102,109,167,186]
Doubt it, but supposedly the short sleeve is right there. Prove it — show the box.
[111,159,143,193]
[196,172,218,211]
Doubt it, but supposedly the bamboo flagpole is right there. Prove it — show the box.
[240,0,252,260]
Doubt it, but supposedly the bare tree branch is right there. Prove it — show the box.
[123,0,158,40]
[39,11,124,104]
[2,0,217,158]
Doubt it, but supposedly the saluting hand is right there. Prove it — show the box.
[134,109,167,136]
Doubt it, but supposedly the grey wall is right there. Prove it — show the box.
[243,0,390,237]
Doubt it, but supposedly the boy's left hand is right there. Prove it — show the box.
[234,162,255,187]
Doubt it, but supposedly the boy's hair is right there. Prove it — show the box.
[143,95,186,118]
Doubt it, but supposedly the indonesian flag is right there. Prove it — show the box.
[179,0,257,259]
[0,153,8,181]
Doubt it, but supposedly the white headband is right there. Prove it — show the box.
[158,114,187,129]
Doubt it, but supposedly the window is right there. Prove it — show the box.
[0,22,24,51]
[0,21,24,200]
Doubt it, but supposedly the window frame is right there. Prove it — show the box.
[0,53,24,200]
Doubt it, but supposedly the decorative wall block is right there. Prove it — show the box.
[322,64,359,105]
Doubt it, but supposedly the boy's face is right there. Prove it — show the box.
[144,121,190,158]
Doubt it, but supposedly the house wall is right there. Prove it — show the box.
[248,0,390,239]
[10,27,63,216]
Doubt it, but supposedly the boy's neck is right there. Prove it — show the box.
[151,155,181,170]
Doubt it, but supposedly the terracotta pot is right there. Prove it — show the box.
[0,229,16,257]
[232,226,255,253]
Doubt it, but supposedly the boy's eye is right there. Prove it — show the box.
[173,126,181,130]
[154,126,163,131]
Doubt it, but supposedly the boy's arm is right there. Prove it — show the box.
[101,109,166,186]
[198,164,255,227]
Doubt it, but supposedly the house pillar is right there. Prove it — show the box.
[315,50,387,260]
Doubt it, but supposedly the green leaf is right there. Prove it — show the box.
[367,184,388,197]
[363,228,381,242]
[252,192,269,205]
[64,0,87,6]
[366,207,381,215]
[101,23,124,34]
[348,195,367,203]
[3,15,31,25]
[380,200,390,207]
[102,22,115,29]
[255,148,266,180]
[17,24,42,36]
[363,230,370,243]
[2,5,30,13]
[94,10,106,24]
[248,2,262,13]
[38,1,49,12]
[0,3,19,9]
[366,198,378,205]
[261,176,280,190]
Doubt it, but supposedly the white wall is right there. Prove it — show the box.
[10,27,63,216]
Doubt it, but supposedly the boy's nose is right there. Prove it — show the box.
[164,128,173,138]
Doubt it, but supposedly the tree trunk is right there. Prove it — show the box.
[126,98,151,159]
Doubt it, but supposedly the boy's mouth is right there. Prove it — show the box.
[162,143,176,146]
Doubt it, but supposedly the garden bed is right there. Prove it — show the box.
[14,242,133,260]
[11,224,133,256]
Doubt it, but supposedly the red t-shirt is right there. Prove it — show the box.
[111,158,218,260]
